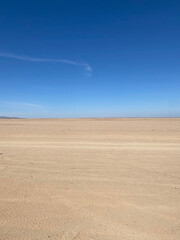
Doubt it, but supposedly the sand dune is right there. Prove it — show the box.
[0,118,180,240]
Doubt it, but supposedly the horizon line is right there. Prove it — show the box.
[1,116,180,120]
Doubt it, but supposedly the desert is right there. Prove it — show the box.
[0,118,179,240]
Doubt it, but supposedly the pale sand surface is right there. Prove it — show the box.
[0,118,180,240]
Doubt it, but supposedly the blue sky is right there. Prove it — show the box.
[0,0,180,118]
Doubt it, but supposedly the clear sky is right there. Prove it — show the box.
[0,0,180,118]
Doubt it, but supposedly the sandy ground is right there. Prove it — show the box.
[0,118,180,240]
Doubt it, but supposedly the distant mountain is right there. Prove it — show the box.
[0,116,22,119]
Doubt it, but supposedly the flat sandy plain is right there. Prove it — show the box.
[0,118,180,240]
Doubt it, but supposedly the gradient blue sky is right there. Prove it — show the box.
[0,0,180,118]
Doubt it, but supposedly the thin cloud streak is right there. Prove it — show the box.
[0,52,92,73]
[1,101,44,109]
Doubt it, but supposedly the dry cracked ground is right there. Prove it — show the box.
[0,118,180,240]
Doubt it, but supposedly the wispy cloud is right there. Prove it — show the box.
[0,101,43,109]
[0,52,92,73]
[0,101,48,118]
